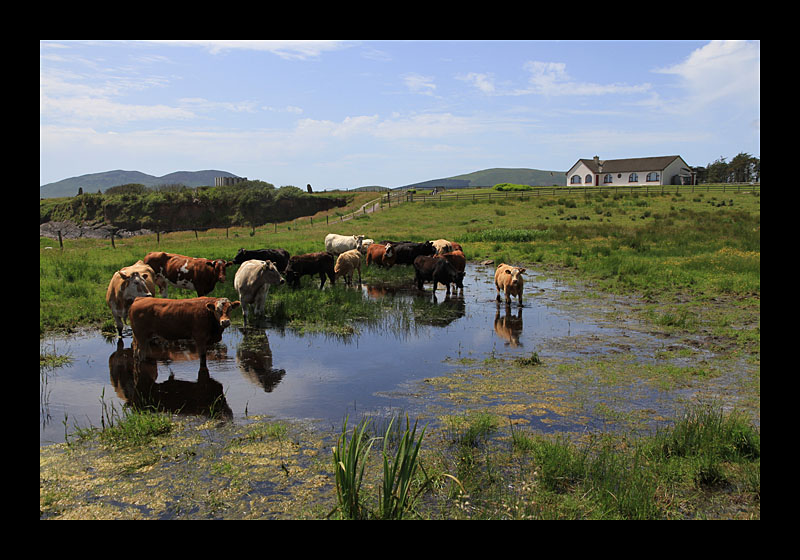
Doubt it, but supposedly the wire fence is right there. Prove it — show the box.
[381,183,760,205]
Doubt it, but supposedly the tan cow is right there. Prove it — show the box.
[334,249,363,286]
[119,260,158,297]
[234,259,285,326]
[494,263,526,306]
[129,297,240,370]
[106,270,153,337]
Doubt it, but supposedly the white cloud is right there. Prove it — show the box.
[519,60,651,96]
[403,73,437,95]
[144,40,349,60]
[654,40,759,112]
[459,72,496,94]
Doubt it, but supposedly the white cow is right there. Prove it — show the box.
[334,249,362,286]
[234,259,285,327]
[325,233,365,256]
[106,270,153,337]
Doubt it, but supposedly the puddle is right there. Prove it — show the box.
[42,263,613,445]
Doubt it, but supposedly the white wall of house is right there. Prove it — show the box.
[566,156,693,187]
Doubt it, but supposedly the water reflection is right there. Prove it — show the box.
[494,304,524,347]
[43,264,606,445]
[108,339,233,419]
[236,330,286,392]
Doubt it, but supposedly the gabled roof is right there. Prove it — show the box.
[574,155,684,174]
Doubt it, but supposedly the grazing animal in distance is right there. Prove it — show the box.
[494,263,526,306]
[324,233,365,257]
[129,296,240,370]
[143,251,233,297]
[234,259,285,326]
[392,241,436,265]
[284,252,336,289]
[413,255,464,296]
[232,247,291,272]
[106,270,153,337]
[335,249,363,286]
[366,242,396,268]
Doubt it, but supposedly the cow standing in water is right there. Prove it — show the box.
[234,259,285,326]
[106,270,153,337]
[129,297,240,370]
[494,264,526,306]
[143,252,233,297]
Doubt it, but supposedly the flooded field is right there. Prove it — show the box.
[40,262,754,446]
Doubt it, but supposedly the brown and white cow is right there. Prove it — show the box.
[494,263,526,306]
[129,296,240,370]
[106,269,153,337]
[234,259,285,326]
[143,252,233,297]
[365,242,396,268]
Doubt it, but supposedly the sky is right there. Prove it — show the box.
[40,40,760,190]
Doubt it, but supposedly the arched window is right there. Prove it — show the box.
[585,174,593,184]
[628,173,638,182]
[570,174,582,184]
[603,174,613,184]
[646,172,660,182]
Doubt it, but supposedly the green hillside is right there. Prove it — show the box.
[39,170,239,198]
[400,167,566,190]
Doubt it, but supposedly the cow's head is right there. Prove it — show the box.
[384,243,395,259]
[232,248,248,265]
[119,270,153,303]
[504,267,526,287]
[422,241,435,256]
[209,259,234,283]
[206,298,241,329]
[261,260,285,285]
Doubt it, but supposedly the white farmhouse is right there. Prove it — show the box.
[566,155,695,187]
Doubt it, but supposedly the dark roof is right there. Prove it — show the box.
[577,155,683,174]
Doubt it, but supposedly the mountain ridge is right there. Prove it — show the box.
[39,170,239,198]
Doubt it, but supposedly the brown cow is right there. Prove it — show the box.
[106,270,153,337]
[365,242,396,268]
[129,297,240,369]
[494,263,526,306]
[143,251,233,297]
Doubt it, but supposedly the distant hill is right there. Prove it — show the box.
[399,168,566,190]
[39,170,240,198]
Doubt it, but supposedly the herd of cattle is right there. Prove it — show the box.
[105,233,527,370]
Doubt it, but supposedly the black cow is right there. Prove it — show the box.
[284,252,335,289]
[413,255,464,295]
[393,241,436,265]
[232,248,291,272]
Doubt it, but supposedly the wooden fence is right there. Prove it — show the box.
[381,183,760,205]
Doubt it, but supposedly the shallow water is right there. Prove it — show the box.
[41,264,608,445]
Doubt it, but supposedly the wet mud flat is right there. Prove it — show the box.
[40,263,759,519]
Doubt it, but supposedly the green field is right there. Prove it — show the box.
[40,187,760,519]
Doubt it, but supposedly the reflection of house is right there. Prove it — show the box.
[566,155,695,187]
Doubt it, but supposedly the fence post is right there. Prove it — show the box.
[58,230,63,250]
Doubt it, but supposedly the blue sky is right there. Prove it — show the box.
[40,40,760,189]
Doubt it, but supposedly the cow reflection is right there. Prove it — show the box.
[109,339,232,419]
[416,293,466,327]
[494,304,523,347]
[236,330,286,392]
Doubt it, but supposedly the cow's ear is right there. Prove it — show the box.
[118,271,130,280]
[206,302,216,313]
[505,269,511,274]
[519,268,526,274]
[230,300,241,309]
[225,261,234,268]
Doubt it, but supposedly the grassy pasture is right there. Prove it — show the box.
[40,188,760,519]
